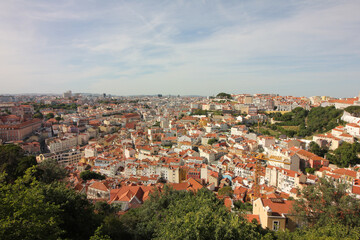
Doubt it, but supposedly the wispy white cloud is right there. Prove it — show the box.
[0,0,359,97]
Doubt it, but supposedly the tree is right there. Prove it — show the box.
[94,201,121,216]
[270,106,343,137]
[218,186,233,197]
[39,181,101,240]
[233,200,253,212]
[326,142,360,167]
[292,177,360,227]
[309,141,327,158]
[0,160,103,240]
[96,215,130,240]
[276,221,360,240]
[0,144,37,182]
[45,113,55,119]
[216,92,232,99]
[305,168,315,174]
[154,188,262,240]
[80,170,106,181]
[55,116,62,122]
[344,106,360,117]
[89,226,111,240]
[207,138,217,145]
[33,112,43,119]
[120,186,267,240]
[0,168,63,240]
[36,158,68,184]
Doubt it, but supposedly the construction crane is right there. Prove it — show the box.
[253,157,261,200]
[253,153,265,200]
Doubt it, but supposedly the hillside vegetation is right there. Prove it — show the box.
[345,106,360,117]
[265,106,343,138]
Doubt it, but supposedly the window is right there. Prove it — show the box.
[273,221,280,231]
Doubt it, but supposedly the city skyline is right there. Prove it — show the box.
[0,0,360,97]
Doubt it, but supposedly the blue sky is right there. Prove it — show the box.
[0,0,359,97]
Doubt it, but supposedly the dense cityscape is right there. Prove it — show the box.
[1,91,360,239]
[1,0,360,239]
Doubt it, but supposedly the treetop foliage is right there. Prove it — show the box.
[268,106,343,137]
[216,92,232,99]
[292,177,360,227]
[326,141,360,167]
[80,170,106,181]
[0,144,37,183]
[344,106,360,117]
[120,185,268,240]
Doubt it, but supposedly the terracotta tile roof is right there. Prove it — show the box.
[246,214,260,224]
[89,181,110,192]
[261,199,294,215]
[352,185,360,195]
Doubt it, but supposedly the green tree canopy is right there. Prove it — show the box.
[33,112,43,119]
[120,186,267,240]
[292,177,360,227]
[309,141,328,158]
[216,92,232,99]
[0,166,103,240]
[0,168,63,240]
[40,181,101,240]
[207,138,218,145]
[36,158,68,184]
[218,186,233,197]
[269,106,343,137]
[344,106,360,117]
[45,113,55,119]
[80,170,106,181]
[276,221,360,240]
[326,142,360,167]
[0,144,37,182]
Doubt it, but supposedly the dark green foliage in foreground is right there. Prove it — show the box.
[276,177,360,240]
[276,221,360,240]
[292,177,360,227]
[36,158,68,184]
[80,170,106,181]
[233,201,253,212]
[119,185,269,240]
[40,181,101,240]
[0,144,37,183]
[0,169,63,240]
[0,167,101,240]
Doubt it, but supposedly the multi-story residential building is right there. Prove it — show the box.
[253,198,296,231]
[36,149,82,166]
[346,123,360,138]
[46,134,79,153]
[0,119,42,142]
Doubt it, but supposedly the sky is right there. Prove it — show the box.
[0,0,359,97]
